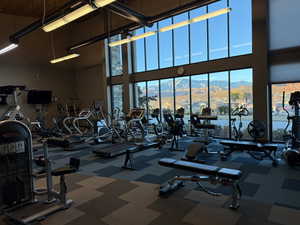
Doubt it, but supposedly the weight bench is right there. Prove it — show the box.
[122,142,161,170]
[220,140,279,166]
[158,158,242,209]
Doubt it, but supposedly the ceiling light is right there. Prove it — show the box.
[191,8,231,23]
[159,20,190,32]
[130,31,157,41]
[64,5,95,23]
[43,0,117,32]
[43,18,67,32]
[0,43,18,55]
[109,38,131,47]
[50,53,80,64]
[94,0,116,7]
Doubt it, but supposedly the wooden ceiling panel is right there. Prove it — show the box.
[0,0,70,18]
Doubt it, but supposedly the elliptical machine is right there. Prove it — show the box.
[231,105,249,141]
[282,91,300,167]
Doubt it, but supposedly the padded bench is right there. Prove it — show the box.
[121,142,161,170]
[220,140,279,166]
[159,158,242,209]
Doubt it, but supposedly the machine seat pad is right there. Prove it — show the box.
[52,167,77,176]
[217,168,242,180]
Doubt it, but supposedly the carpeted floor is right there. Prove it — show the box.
[1,173,298,225]
[1,138,299,225]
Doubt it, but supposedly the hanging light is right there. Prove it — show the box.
[0,43,18,55]
[50,53,80,64]
[43,0,117,32]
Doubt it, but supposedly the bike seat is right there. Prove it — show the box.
[231,118,236,122]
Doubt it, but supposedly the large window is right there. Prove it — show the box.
[147,80,160,112]
[229,0,252,56]
[191,74,209,114]
[190,7,208,63]
[272,83,300,141]
[174,13,190,66]
[210,71,229,138]
[158,18,173,68]
[145,23,159,70]
[108,35,123,76]
[230,69,253,138]
[133,28,146,73]
[208,0,228,60]
[160,79,174,118]
[175,76,190,122]
[133,68,253,139]
[134,82,147,109]
[127,0,252,73]
[112,84,124,112]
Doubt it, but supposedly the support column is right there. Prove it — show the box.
[252,0,270,139]
[122,35,131,114]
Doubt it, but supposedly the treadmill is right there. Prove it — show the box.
[93,108,159,158]
[47,109,95,151]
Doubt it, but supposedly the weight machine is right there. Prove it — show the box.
[282,91,300,167]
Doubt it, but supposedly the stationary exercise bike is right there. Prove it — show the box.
[231,105,249,141]
[282,91,300,167]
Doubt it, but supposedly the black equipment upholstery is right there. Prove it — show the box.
[159,158,242,180]
[220,140,279,166]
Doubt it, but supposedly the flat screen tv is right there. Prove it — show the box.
[27,90,52,104]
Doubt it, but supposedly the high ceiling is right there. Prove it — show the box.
[0,0,70,18]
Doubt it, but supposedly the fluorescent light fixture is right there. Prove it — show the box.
[130,31,157,41]
[43,0,116,32]
[43,18,67,32]
[0,43,18,55]
[109,38,131,47]
[94,0,116,7]
[50,53,80,64]
[191,7,231,23]
[159,20,190,32]
[64,5,95,22]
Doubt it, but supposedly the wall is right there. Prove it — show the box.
[0,65,76,123]
[75,60,108,112]
[0,13,77,124]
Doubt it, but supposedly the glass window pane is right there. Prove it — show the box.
[145,23,159,71]
[175,76,190,123]
[160,78,174,118]
[112,85,123,112]
[272,83,300,141]
[105,39,110,77]
[230,69,253,139]
[210,71,229,138]
[133,28,146,73]
[158,18,173,69]
[110,35,123,76]
[174,12,189,66]
[134,82,147,109]
[229,0,252,56]
[190,7,208,63]
[191,74,208,114]
[208,0,228,60]
[147,80,160,113]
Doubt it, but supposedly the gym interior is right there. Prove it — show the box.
[0,0,299,224]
